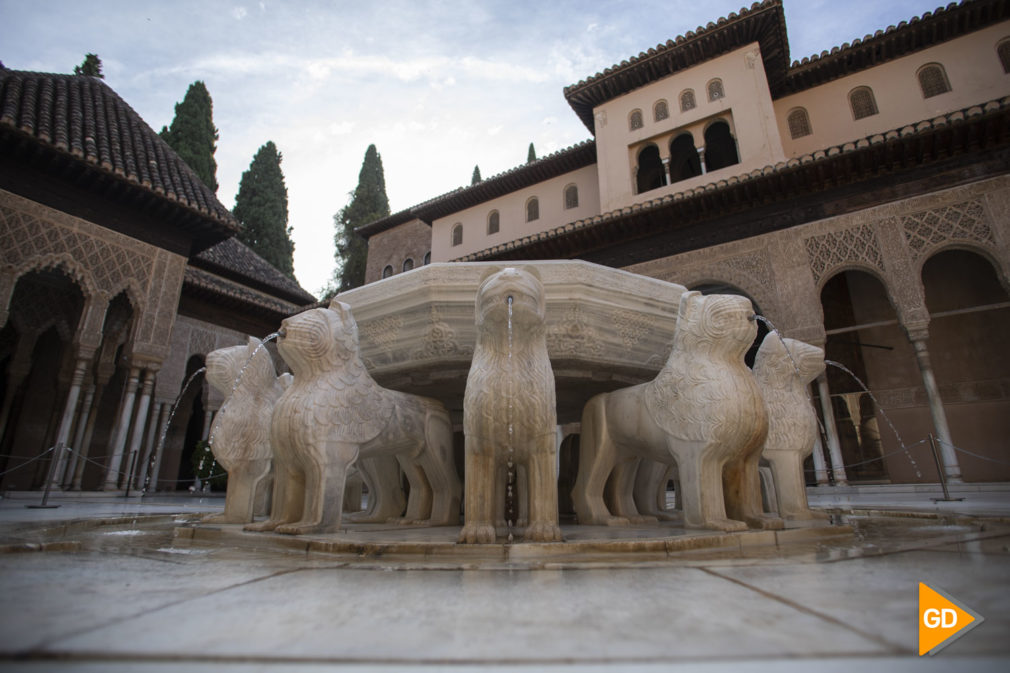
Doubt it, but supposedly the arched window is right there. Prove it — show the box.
[668,134,701,183]
[382,265,393,279]
[629,109,644,131]
[680,89,696,112]
[451,223,462,247]
[917,63,951,98]
[526,197,539,222]
[654,100,669,121]
[703,120,739,172]
[423,251,431,265]
[849,87,878,120]
[487,210,500,235]
[999,38,1010,73]
[707,79,725,101]
[787,107,812,139]
[636,144,665,194]
[402,258,414,272]
[564,184,579,209]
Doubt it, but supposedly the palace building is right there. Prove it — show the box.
[359,0,1010,484]
[0,68,316,492]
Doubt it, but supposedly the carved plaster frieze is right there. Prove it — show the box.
[804,222,885,283]
[900,200,992,262]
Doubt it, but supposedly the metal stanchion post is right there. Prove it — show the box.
[27,444,63,509]
[929,433,963,502]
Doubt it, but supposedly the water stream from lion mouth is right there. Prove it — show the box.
[143,331,280,494]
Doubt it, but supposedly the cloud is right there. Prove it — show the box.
[231,6,247,20]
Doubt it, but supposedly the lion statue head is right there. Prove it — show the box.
[754,335,824,389]
[206,336,275,398]
[277,302,363,377]
[673,291,756,359]
[475,266,546,331]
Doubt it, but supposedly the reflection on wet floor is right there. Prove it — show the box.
[5,510,1006,572]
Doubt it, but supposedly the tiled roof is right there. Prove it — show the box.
[0,69,239,246]
[563,0,789,132]
[781,0,1010,95]
[563,0,1010,132]
[357,140,597,238]
[455,97,1010,263]
[192,237,317,305]
[183,266,308,321]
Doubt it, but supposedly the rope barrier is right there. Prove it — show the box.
[939,438,1010,467]
[0,445,57,478]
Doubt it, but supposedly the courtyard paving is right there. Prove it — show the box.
[0,487,1007,672]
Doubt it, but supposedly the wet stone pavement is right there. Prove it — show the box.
[0,493,1007,672]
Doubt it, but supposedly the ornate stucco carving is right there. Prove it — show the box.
[804,222,885,283]
[900,200,991,261]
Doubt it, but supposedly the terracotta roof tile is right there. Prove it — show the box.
[192,237,317,305]
[0,69,238,241]
[357,140,597,238]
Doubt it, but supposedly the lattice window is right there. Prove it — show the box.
[402,258,414,272]
[849,87,878,120]
[451,223,462,247]
[680,89,696,112]
[787,108,812,139]
[487,210,500,235]
[629,109,644,131]
[654,100,669,121]
[423,251,431,265]
[707,79,724,101]
[564,184,579,210]
[382,265,393,279]
[917,64,951,98]
[526,197,540,222]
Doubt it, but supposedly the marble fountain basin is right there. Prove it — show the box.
[335,261,686,424]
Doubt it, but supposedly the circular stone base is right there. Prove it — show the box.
[173,519,855,569]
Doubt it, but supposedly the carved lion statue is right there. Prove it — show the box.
[204,337,288,523]
[572,291,769,532]
[246,301,460,536]
[754,334,828,520]
[460,266,561,543]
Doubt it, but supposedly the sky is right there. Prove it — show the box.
[0,0,949,297]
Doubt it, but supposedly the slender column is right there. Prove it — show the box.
[136,401,163,490]
[148,403,172,492]
[62,383,95,488]
[120,368,156,489]
[811,435,830,486]
[70,383,104,490]
[698,147,707,174]
[103,366,141,490]
[908,335,961,482]
[661,158,672,186]
[816,373,848,486]
[0,337,36,442]
[47,356,90,490]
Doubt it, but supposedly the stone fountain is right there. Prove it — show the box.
[199,260,847,555]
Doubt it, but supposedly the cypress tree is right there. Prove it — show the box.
[74,54,103,78]
[160,81,219,192]
[471,165,482,185]
[527,142,536,164]
[233,141,294,278]
[332,144,390,293]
